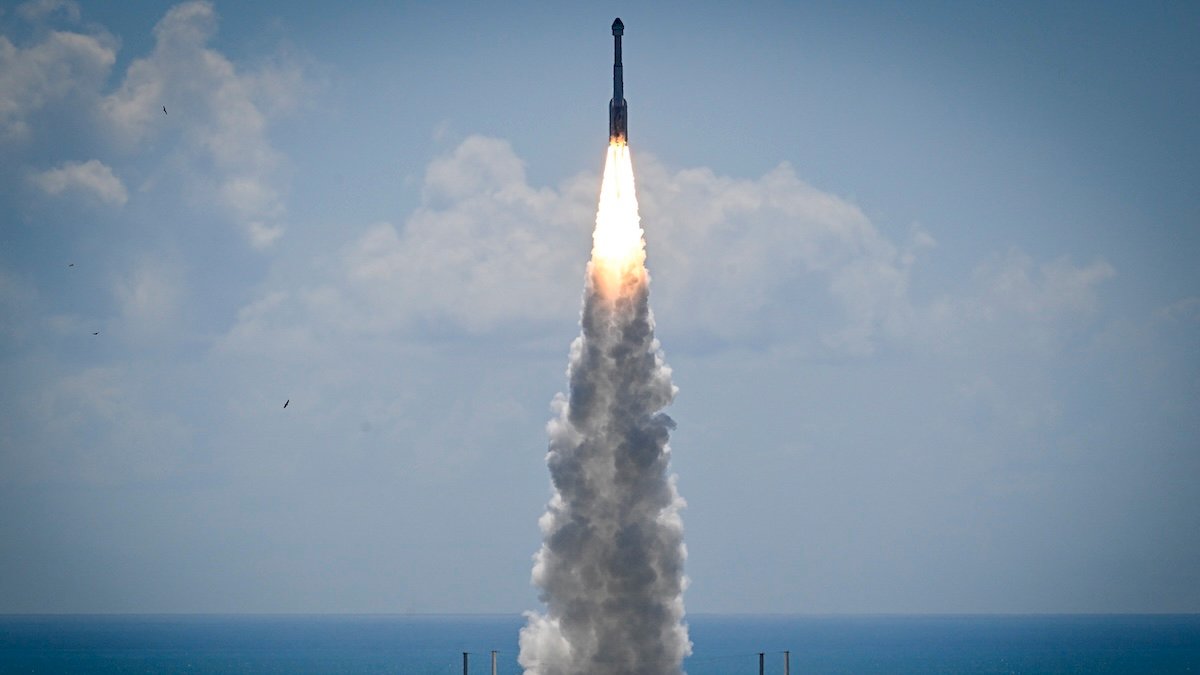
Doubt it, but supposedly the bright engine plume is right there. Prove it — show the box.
[590,143,645,299]
[518,20,690,675]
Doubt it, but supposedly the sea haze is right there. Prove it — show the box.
[0,614,1197,674]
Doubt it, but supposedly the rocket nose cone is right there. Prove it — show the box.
[612,18,624,35]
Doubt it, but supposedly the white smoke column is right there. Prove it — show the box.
[519,143,691,674]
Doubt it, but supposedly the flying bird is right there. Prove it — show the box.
[92,332,99,336]
[163,106,168,115]
[283,399,289,409]
[68,263,74,267]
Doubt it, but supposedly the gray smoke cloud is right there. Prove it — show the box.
[518,260,691,674]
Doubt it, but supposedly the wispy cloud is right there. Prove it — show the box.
[113,259,182,342]
[1156,297,1200,323]
[15,0,81,23]
[10,366,195,486]
[916,249,1116,357]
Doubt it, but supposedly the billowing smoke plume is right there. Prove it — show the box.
[519,144,690,674]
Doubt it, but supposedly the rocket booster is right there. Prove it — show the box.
[609,18,627,143]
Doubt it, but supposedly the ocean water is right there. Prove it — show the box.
[1,614,1197,674]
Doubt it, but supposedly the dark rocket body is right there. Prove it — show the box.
[609,18,627,143]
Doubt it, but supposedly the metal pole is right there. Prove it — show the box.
[491,650,497,675]
[759,652,765,675]
[784,650,791,675]
[463,652,468,675]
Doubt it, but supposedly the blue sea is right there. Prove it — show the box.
[1,614,1197,673]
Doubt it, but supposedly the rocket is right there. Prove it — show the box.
[609,18,628,143]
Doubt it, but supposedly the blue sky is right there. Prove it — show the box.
[0,0,1197,613]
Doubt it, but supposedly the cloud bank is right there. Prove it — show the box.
[269,136,1110,361]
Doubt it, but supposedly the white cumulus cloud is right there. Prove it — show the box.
[31,159,127,205]
[228,136,1116,365]
[0,26,115,141]
[101,0,298,248]
[328,136,927,352]
[341,136,593,334]
[634,158,927,352]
